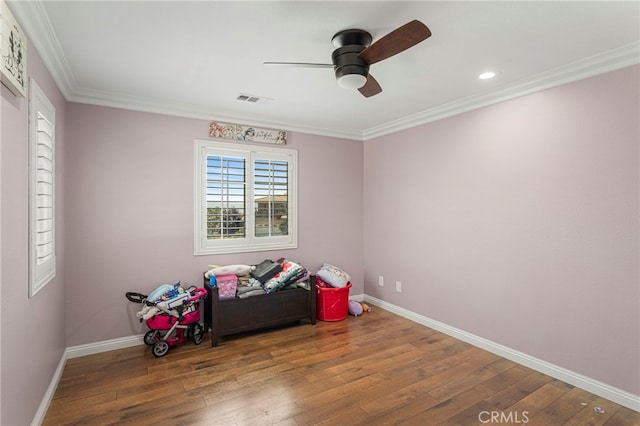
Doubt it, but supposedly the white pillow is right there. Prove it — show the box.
[316,264,350,288]
[204,264,255,278]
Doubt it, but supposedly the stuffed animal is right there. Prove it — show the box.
[136,303,166,321]
[347,301,372,317]
[348,300,364,317]
[205,264,255,278]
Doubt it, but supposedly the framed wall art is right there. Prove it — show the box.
[1,0,27,97]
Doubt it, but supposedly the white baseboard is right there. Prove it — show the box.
[33,299,639,425]
[66,334,144,359]
[31,334,144,425]
[31,350,66,426]
[364,295,640,412]
[349,292,365,302]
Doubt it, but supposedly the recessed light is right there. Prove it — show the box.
[478,71,499,80]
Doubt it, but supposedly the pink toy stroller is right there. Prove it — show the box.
[126,285,207,357]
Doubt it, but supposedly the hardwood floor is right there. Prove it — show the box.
[44,305,638,425]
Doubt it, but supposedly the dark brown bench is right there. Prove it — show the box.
[203,275,317,346]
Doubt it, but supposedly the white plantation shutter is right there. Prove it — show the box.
[29,80,56,297]
[253,159,289,238]
[35,113,54,262]
[205,154,247,239]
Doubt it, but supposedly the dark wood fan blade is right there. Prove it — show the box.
[358,20,431,65]
[358,74,382,97]
[264,62,334,68]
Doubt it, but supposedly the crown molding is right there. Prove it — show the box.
[67,88,364,141]
[11,1,639,142]
[363,41,640,140]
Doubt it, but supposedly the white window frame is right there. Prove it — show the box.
[194,139,298,255]
[29,79,56,297]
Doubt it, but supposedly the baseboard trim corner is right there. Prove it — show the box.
[349,292,365,302]
[31,349,67,426]
[364,295,640,412]
[32,334,145,425]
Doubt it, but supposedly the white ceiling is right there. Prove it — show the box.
[10,1,640,140]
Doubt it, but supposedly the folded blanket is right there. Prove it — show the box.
[238,289,267,299]
[263,261,307,293]
[237,286,264,295]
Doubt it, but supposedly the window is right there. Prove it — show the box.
[194,139,297,255]
[29,80,56,297]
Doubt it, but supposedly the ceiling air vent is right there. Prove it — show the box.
[236,93,274,104]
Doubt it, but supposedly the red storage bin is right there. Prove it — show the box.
[316,279,352,321]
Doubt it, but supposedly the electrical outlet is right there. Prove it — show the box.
[396,281,402,293]
[378,276,384,286]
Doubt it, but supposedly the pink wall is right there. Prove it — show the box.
[363,66,640,395]
[0,43,68,424]
[64,104,363,346]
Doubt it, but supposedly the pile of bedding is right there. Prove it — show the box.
[204,258,309,299]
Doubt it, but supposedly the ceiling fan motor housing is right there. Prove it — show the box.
[331,29,373,88]
[332,45,370,81]
[331,28,373,49]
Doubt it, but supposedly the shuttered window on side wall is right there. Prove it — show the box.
[29,80,56,297]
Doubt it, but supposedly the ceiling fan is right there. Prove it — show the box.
[264,20,431,98]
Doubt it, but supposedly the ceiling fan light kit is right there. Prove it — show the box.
[265,20,431,98]
[337,73,368,90]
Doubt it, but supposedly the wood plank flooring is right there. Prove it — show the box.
[44,305,639,425]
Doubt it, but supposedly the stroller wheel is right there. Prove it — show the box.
[186,324,195,339]
[152,341,170,357]
[143,330,158,346]
[193,323,204,345]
